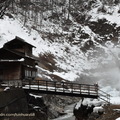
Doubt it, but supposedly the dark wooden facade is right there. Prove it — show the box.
[0,36,37,83]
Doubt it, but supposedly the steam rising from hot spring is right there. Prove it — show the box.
[87,47,120,90]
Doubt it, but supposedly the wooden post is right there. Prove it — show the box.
[107,94,110,104]
[88,85,90,95]
[8,79,9,87]
[29,79,31,89]
[95,84,98,96]
[18,82,19,88]
[79,84,81,94]
[13,81,15,88]
[38,80,39,90]
[54,81,56,92]
[63,82,65,92]
[71,83,73,93]
[46,81,48,91]
[21,80,23,88]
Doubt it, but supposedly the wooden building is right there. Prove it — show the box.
[0,36,37,85]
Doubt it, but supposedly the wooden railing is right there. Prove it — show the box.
[21,80,99,98]
[98,89,111,104]
[1,79,111,102]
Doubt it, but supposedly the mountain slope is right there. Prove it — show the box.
[1,0,120,100]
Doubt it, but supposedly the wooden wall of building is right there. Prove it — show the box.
[24,44,32,56]
[0,62,21,80]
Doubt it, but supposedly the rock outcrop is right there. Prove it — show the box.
[73,98,104,120]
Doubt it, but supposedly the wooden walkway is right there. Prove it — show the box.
[1,80,110,103]
[22,80,99,98]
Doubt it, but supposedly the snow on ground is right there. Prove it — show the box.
[4,87,10,91]
[93,106,104,113]
[75,98,104,115]
[53,71,79,81]
[116,117,120,120]
[75,99,83,110]
[29,93,42,99]
[89,3,120,26]
[75,98,103,110]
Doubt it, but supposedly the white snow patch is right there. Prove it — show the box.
[75,99,83,110]
[113,109,120,111]
[53,71,79,81]
[33,106,40,109]
[29,93,42,99]
[4,87,10,91]
[75,98,103,110]
[116,117,120,120]
[93,106,104,113]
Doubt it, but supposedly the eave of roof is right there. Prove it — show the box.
[0,48,36,61]
[0,58,24,62]
[4,36,36,48]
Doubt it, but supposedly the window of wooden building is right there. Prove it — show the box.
[25,70,37,78]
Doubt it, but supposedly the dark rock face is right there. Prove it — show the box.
[74,104,94,120]
[88,18,115,35]
[88,18,120,45]
[25,93,48,120]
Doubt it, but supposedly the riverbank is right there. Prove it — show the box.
[51,103,76,120]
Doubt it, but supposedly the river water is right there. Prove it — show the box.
[52,104,76,120]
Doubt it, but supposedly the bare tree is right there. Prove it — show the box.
[0,0,14,18]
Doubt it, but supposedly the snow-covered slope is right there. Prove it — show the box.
[0,15,92,81]
[1,0,120,103]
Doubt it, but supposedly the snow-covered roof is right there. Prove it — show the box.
[4,36,36,48]
[0,58,24,62]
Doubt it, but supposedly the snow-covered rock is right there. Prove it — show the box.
[116,117,120,120]
[93,106,104,113]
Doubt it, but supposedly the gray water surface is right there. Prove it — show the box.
[52,103,75,120]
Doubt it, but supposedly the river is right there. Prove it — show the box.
[52,103,76,120]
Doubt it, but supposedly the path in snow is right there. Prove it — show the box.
[52,103,76,120]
